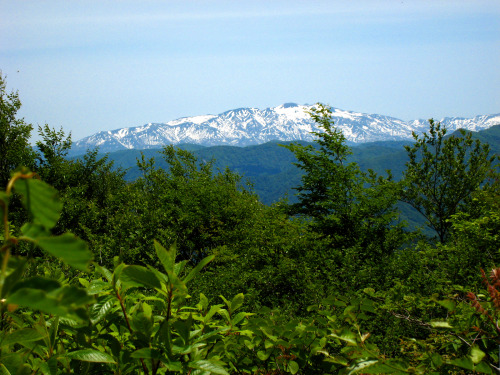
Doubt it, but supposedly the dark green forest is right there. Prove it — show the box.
[2,74,500,374]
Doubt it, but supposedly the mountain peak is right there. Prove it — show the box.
[70,104,500,156]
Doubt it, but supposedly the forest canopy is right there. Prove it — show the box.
[1,73,500,374]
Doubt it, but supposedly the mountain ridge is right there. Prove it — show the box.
[70,103,500,156]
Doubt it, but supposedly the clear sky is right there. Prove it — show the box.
[1,0,499,142]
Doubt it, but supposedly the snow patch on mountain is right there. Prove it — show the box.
[71,104,500,155]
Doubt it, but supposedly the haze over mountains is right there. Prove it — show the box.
[70,103,500,156]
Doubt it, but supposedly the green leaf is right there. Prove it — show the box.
[219,295,231,310]
[320,352,349,365]
[288,360,299,374]
[198,293,209,311]
[48,316,59,353]
[90,295,116,324]
[155,240,176,274]
[131,312,153,338]
[66,349,116,363]
[10,276,60,293]
[363,288,375,296]
[437,299,456,311]
[0,364,10,375]
[166,269,188,296]
[183,255,215,284]
[20,223,49,238]
[191,327,228,345]
[120,265,161,289]
[9,286,66,316]
[451,357,475,371]
[470,345,486,364]
[173,316,192,346]
[430,321,453,328]
[174,260,187,277]
[37,234,92,271]
[346,360,379,374]
[1,256,27,299]
[189,360,229,375]
[231,311,250,326]
[95,265,113,283]
[257,350,271,360]
[363,361,409,374]
[130,348,162,359]
[8,282,91,318]
[14,178,62,230]
[230,293,244,313]
[474,361,493,374]
[1,328,46,347]
[35,360,55,375]
[204,305,222,323]
[360,299,375,313]
[87,279,108,295]
[330,329,357,345]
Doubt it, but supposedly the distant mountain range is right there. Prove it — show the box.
[70,103,500,156]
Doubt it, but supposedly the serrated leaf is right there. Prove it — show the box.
[66,349,116,363]
[95,265,113,283]
[14,178,62,230]
[120,265,161,289]
[37,234,92,271]
[87,280,108,295]
[90,295,116,324]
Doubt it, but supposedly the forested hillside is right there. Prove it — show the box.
[2,74,500,374]
[86,126,500,205]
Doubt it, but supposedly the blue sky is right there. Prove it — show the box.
[1,0,499,141]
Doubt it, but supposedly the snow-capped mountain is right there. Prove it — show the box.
[71,103,500,155]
